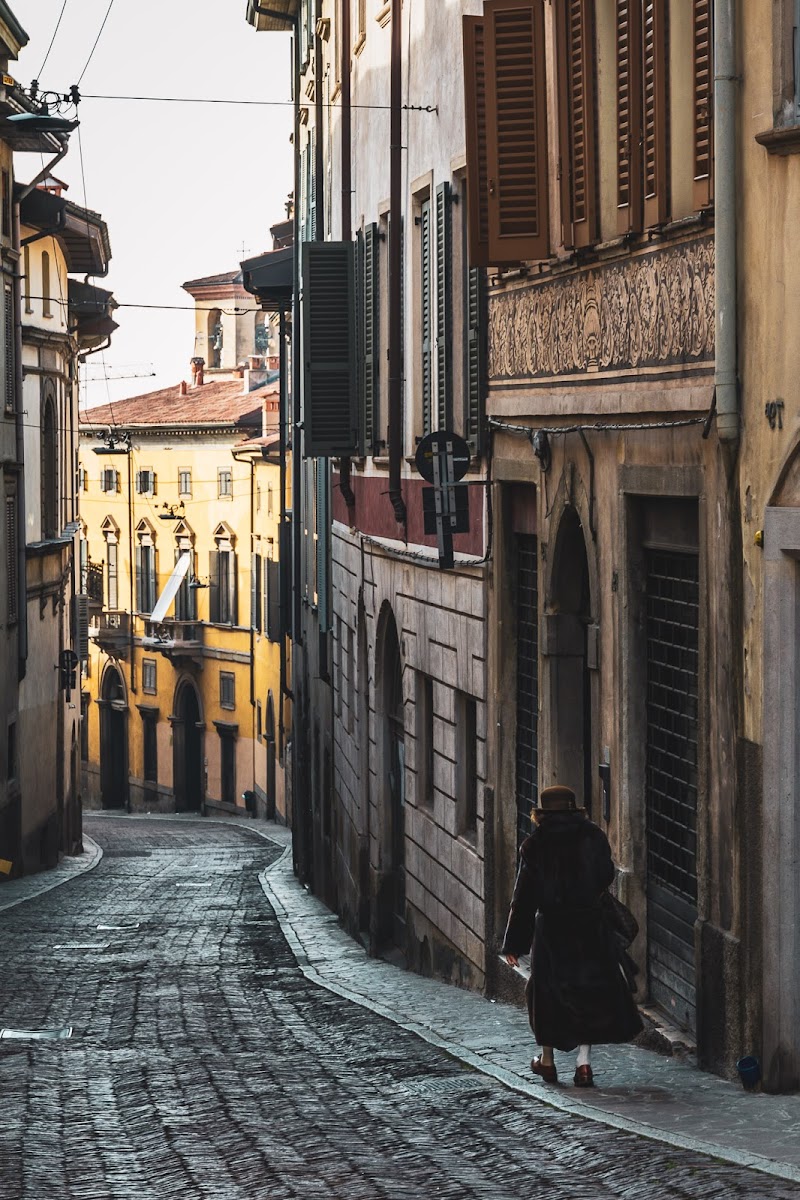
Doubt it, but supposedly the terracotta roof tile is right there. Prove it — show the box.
[79,378,278,430]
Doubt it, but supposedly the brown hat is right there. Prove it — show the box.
[534,784,579,815]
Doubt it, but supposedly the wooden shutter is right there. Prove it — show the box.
[642,0,669,228]
[485,0,550,264]
[309,127,317,242]
[435,182,453,431]
[463,16,490,268]
[557,0,598,248]
[267,559,281,642]
[420,197,433,437]
[693,0,713,210]
[302,241,358,457]
[5,493,17,624]
[251,553,262,630]
[209,550,220,623]
[4,283,12,413]
[316,459,330,633]
[363,223,380,454]
[135,545,143,612]
[74,593,89,660]
[229,552,238,626]
[616,0,643,234]
[465,267,486,455]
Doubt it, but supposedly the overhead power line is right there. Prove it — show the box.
[77,0,116,86]
[79,92,437,113]
[37,0,70,78]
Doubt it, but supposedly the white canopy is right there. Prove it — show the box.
[150,552,191,623]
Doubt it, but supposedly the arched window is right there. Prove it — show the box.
[207,308,222,367]
[41,250,51,318]
[41,390,58,539]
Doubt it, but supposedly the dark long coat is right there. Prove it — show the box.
[501,810,643,1051]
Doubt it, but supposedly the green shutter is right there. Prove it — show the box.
[267,559,281,642]
[420,198,432,437]
[302,241,358,457]
[358,223,381,457]
[316,458,330,633]
[466,266,485,454]
[135,545,143,613]
[436,182,453,431]
[208,550,220,623]
[229,552,238,626]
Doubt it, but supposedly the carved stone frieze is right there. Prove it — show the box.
[488,236,715,384]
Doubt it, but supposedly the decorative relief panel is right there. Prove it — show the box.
[488,236,714,383]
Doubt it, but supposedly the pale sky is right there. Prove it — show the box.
[14,0,294,406]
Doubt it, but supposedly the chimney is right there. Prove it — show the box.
[179,380,188,396]
[196,364,204,386]
[190,356,205,385]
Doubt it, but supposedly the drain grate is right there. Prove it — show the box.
[399,1074,487,1099]
[96,923,141,932]
[103,850,152,859]
[0,1026,73,1041]
[53,943,110,951]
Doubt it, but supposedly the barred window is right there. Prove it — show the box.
[220,671,235,710]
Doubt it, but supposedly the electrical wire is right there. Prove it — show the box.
[77,0,116,86]
[37,0,70,78]
[489,415,709,437]
[78,92,437,113]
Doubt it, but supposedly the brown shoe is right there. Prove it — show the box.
[530,1056,558,1083]
[573,1065,594,1088]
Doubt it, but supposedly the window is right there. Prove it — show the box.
[415,673,434,808]
[456,690,478,839]
[357,223,381,455]
[142,712,158,783]
[5,491,17,625]
[135,469,156,496]
[80,693,89,763]
[179,469,192,497]
[174,544,197,621]
[101,468,119,493]
[42,250,51,318]
[106,538,118,610]
[220,729,236,806]
[218,468,232,498]
[257,700,263,741]
[266,559,281,642]
[556,0,599,248]
[251,552,262,630]
[220,671,236,710]
[79,535,89,593]
[616,0,671,232]
[142,658,157,694]
[41,393,58,540]
[135,532,157,614]
[1,170,9,239]
[210,540,237,625]
[78,465,87,492]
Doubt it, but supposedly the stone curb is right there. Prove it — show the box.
[0,835,103,914]
[260,845,800,1188]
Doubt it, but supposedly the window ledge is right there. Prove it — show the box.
[353,32,366,56]
[755,125,800,155]
[376,3,391,27]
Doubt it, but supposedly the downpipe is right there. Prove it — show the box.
[715,0,738,444]
[388,0,406,525]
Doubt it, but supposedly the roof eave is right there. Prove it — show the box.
[245,0,297,33]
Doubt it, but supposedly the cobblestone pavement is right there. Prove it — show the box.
[0,817,797,1200]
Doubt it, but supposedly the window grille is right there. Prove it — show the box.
[220,671,236,710]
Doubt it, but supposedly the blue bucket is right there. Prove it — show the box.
[736,1055,761,1090]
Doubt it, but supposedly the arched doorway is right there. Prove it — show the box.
[99,665,128,810]
[356,596,371,933]
[265,692,277,820]
[172,680,203,813]
[377,607,405,952]
[548,506,593,811]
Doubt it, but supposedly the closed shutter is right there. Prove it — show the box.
[263,553,269,634]
[463,16,490,268]
[107,542,118,610]
[267,559,281,642]
[4,283,13,413]
[692,0,713,210]
[316,459,330,633]
[5,492,17,623]
[642,0,668,228]
[616,0,643,234]
[280,518,292,638]
[363,223,380,454]
[299,145,308,244]
[302,241,358,457]
[465,267,485,454]
[485,0,550,264]
[209,549,220,623]
[135,545,143,612]
[309,126,317,242]
[557,0,598,248]
[435,182,453,431]
[251,552,262,630]
[229,552,238,626]
[420,197,433,437]
[74,593,89,660]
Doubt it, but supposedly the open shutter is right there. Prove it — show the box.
[557,0,598,249]
[267,560,281,642]
[616,0,643,233]
[74,593,89,660]
[229,552,238,626]
[642,0,669,228]
[465,267,486,455]
[299,145,308,244]
[309,127,317,242]
[251,553,261,629]
[316,459,330,633]
[135,545,143,613]
[208,550,220,623]
[364,223,379,454]
[5,493,17,623]
[463,16,490,268]
[436,182,453,431]
[485,0,550,264]
[420,198,433,437]
[302,241,358,457]
[693,0,713,210]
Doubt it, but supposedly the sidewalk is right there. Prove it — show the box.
[0,835,103,914]
[260,843,800,1188]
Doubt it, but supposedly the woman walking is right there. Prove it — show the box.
[502,784,642,1087]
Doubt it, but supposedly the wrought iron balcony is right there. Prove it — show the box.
[89,611,131,658]
[141,618,204,663]
[85,562,104,607]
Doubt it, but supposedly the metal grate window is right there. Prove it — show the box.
[515,534,539,848]
[645,549,699,902]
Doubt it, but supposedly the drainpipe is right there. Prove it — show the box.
[388,0,406,524]
[715,0,738,442]
[338,0,356,512]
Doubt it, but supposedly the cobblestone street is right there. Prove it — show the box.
[0,817,796,1200]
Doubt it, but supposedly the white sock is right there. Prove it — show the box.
[576,1044,592,1068]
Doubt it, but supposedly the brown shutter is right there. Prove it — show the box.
[485,0,550,264]
[642,0,669,228]
[463,16,490,268]
[693,0,713,210]
[616,0,642,234]
[557,0,599,249]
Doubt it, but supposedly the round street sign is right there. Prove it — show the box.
[415,430,472,484]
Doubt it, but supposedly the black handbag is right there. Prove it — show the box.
[600,890,639,947]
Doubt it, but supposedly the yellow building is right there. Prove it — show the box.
[78,372,287,821]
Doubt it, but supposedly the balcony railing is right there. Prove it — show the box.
[89,611,131,657]
[141,618,204,661]
[85,563,104,606]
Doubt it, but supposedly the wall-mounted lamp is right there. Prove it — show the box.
[158,502,185,522]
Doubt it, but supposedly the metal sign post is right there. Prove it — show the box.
[415,430,471,571]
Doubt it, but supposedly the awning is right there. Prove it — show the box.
[150,553,191,623]
[246,0,297,32]
[18,186,111,276]
[241,246,293,310]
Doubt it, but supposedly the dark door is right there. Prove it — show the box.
[645,547,700,1032]
[100,670,128,810]
[174,685,202,812]
[266,696,277,821]
[387,633,405,948]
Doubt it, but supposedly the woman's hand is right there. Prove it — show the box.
[505,954,519,967]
